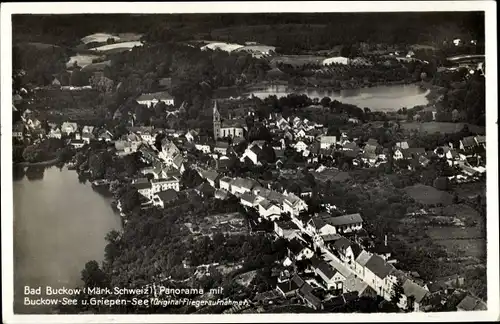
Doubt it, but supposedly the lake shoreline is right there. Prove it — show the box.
[14,157,60,167]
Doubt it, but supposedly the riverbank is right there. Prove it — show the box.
[15,157,60,167]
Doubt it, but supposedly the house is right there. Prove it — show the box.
[348,117,361,124]
[230,177,256,195]
[298,284,323,310]
[320,136,337,149]
[396,141,410,150]
[134,181,153,200]
[61,122,78,135]
[151,177,180,193]
[185,130,197,142]
[241,144,262,165]
[159,138,181,165]
[115,140,139,156]
[194,141,212,154]
[195,182,215,198]
[446,150,466,165]
[12,122,25,140]
[152,189,179,208]
[258,199,281,221]
[219,176,233,191]
[343,273,377,298]
[172,154,185,174]
[333,237,363,266]
[276,274,304,298]
[46,125,62,139]
[97,129,113,142]
[459,136,478,151]
[287,238,315,261]
[240,192,259,208]
[214,141,229,155]
[70,139,85,149]
[399,279,429,312]
[311,257,346,291]
[359,254,395,299]
[308,213,364,236]
[393,147,405,160]
[294,141,308,153]
[214,189,230,200]
[282,193,308,216]
[202,170,220,188]
[136,91,174,107]
[274,220,300,239]
[456,295,487,311]
[474,135,486,148]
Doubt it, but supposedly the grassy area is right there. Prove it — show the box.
[401,122,486,134]
[89,41,143,53]
[270,55,327,67]
[404,184,454,206]
[452,182,486,200]
[66,54,101,68]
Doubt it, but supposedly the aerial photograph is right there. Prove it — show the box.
[10,9,488,316]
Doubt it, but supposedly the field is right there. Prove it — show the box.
[66,54,101,68]
[19,42,61,49]
[89,41,143,53]
[81,61,112,72]
[185,212,249,237]
[81,33,120,44]
[452,182,486,200]
[270,55,327,67]
[201,42,244,53]
[311,169,351,183]
[404,184,454,205]
[29,88,109,123]
[401,122,486,134]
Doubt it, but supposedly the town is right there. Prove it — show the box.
[11,12,487,315]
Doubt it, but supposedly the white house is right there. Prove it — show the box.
[320,136,337,149]
[151,177,180,193]
[152,189,179,208]
[294,141,308,153]
[48,127,62,139]
[136,91,174,107]
[134,181,153,200]
[61,122,78,135]
[258,199,281,221]
[312,258,347,291]
[240,192,259,208]
[282,193,308,216]
[274,220,300,239]
[195,142,212,154]
[241,144,261,165]
[159,138,181,166]
[230,177,256,195]
[308,213,363,237]
[219,176,233,192]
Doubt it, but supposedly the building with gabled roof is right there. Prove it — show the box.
[136,91,174,107]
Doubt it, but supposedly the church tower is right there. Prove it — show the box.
[213,100,221,140]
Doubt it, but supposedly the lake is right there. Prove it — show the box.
[13,166,122,314]
[219,83,430,111]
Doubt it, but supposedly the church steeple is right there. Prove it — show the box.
[213,100,221,140]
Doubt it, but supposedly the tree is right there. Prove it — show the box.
[81,260,109,288]
[391,279,404,306]
[320,96,331,107]
[406,295,415,312]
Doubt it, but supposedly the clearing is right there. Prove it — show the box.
[184,212,249,237]
[401,122,485,134]
[404,184,453,206]
[66,54,101,68]
[270,55,327,67]
[89,41,144,53]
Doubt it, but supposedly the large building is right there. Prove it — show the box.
[213,100,246,140]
